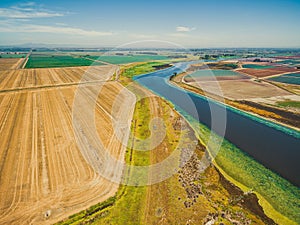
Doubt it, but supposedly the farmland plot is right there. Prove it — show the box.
[0,65,136,224]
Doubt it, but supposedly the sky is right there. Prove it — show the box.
[0,0,300,48]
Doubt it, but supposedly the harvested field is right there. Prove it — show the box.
[187,80,290,100]
[0,58,24,70]
[0,65,116,91]
[0,65,136,224]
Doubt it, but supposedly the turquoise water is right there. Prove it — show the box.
[242,64,274,69]
[269,73,300,85]
[186,69,242,78]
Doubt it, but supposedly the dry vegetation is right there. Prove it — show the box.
[0,66,116,91]
[0,65,136,224]
[0,58,24,70]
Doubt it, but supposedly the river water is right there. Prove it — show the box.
[133,62,300,187]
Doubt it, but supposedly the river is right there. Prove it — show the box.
[133,62,300,187]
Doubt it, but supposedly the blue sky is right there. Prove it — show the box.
[0,0,299,47]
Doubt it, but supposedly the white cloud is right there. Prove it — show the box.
[176,26,196,32]
[169,33,189,37]
[129,33,157,39]
[0,2,63,19]
[0,21,113,37]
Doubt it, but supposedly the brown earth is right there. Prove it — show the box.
[268,67,299,73]
[237,68,284,77]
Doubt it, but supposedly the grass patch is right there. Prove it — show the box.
[121,61,171,78]
[277,100,300,108]
[56,197,116,225]
[207,62,238,70]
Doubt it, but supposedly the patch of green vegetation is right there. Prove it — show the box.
[242,64,274,69]
[206,62,238,70]
[56,197,116,225]
[86,55,169,64]
[276,100,300,108]
[178,109,300,224]
[25,54,103,68]
[0,53,27,58]
[122,61,171,78]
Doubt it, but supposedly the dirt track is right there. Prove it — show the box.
[0,66,135,224]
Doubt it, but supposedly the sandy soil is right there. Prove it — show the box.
[0,65,136,224]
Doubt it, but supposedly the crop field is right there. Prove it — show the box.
[25,54,104,68]
[268,73,300,85]
[0,58,24,70]
[242,64,275,69]
[0,54,27,58]
[184,69,249,82]
[85,54,169,64]
[0,65,136,224]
